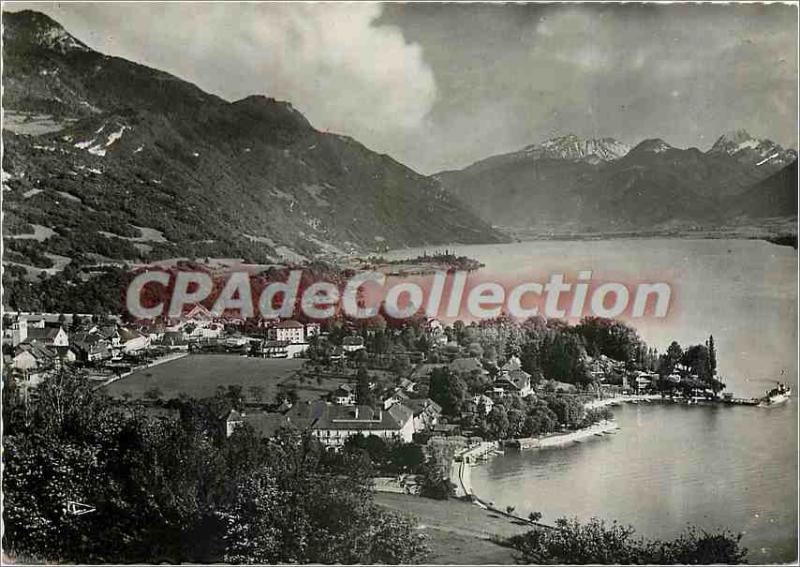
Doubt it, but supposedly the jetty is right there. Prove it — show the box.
[455,441,500,464]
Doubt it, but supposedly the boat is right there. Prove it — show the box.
[759,382,792,407]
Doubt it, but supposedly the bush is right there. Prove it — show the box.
[506,517,747,564]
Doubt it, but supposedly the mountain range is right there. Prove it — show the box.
[1,10,506,280]
[2,9,797,288]
[437,132,797,233]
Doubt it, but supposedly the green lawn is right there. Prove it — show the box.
[105,354,306,402]
[374,492,529,564]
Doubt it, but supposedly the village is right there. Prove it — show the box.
[3,304,725,459]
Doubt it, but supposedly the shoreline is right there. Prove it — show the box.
[454,394,686,513]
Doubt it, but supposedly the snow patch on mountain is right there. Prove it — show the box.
[523,134,630,162]
[105,125,128,147]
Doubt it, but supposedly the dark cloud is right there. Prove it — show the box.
[8,2,798,174]
[379,3,798,172]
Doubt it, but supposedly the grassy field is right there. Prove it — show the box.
[374,492,530,564]
[105,354,312,401]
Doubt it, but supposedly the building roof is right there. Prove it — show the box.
[16,340,58,362]
[284,400,413,432]
[342,336,365,346]
[26,327,64,341]
[275,320,304,329]
[505,369,532,389]
[400,398,442,418]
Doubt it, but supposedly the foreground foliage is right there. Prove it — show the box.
[506,517,747,564]
[2,371,428,564]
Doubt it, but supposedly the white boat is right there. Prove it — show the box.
[759,383,792,407]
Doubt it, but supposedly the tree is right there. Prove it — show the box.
[389,443,426,474]
[355,366,376,407]
[707,335,717,376]
[418,461,455,500]
[4,375,429,564]
[658,341,684,377]
[428,368,468,416]
[528,511,543,523]
[543,395,585,429]
[484,406,510,440]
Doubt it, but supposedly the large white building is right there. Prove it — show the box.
[269,320,306,344]
[284,400,415,448]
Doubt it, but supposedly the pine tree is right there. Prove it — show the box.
[707,335,717,376]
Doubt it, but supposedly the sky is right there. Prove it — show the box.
[6,2,799,173]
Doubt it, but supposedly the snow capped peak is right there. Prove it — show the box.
[523,134,630,162]
[710,129,760,154]
[709,130,796,167]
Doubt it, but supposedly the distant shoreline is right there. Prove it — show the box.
[502,230,798,247]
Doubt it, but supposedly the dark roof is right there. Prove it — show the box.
[16,340,57,361]
[342,336,365,346]
[284,400,413,432]
[275,320,304,329]
[505,369,532,389]
[26,327,63,341]
[400,398,442,418]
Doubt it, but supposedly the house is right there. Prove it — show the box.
[382,387,410,410]
[331,383,356,405]
[634,371,658,392]
[283,400,416,448]
[425,319,448,346]
[342,336,365,353]
[305,322,321,339]
[400,398,442,433]
[182,321,223,340]
[223,409,298,438]
[254,339,309,359]
[25,326,69,348]
[94,325,123,358]
[71,332,112,363]
[469,394,495,415]
[181,304,215,323]
[11,341,59,385]
[257,340,289,358]
[119,327,150,354]
[269,320,306,344]
[494,368,533,397]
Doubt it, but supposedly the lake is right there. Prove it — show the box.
[386,238,798,562]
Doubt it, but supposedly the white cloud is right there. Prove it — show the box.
[13,2,437,151]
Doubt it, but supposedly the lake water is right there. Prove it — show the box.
[386,239,798,562]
